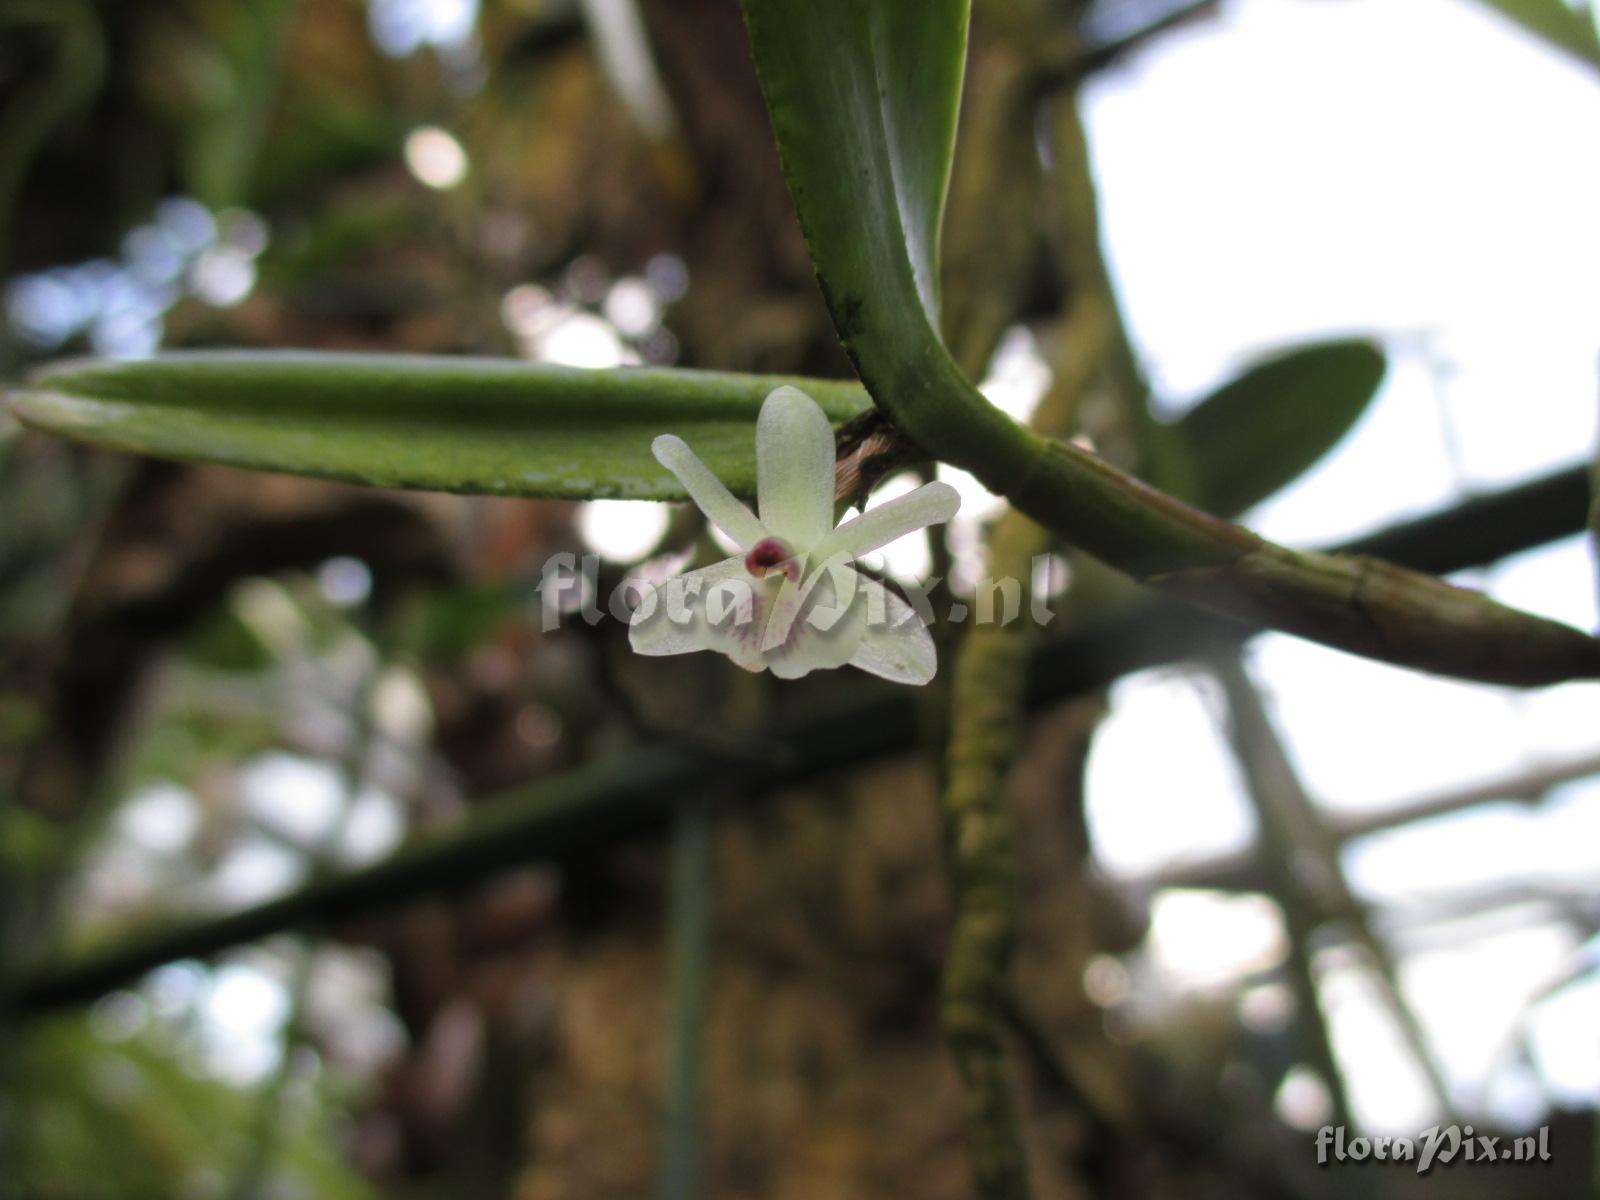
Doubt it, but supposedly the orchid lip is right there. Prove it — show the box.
[744,536,801,582]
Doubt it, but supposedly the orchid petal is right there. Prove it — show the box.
[628,555,766,672]
[652,434,768,550]
[756,385,835,548]
[848,578,936,686]
[816,480,960,563]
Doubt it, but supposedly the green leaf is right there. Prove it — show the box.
[1171,339,1387,518]
[5,352,871,500]
[1467,0,1600,71]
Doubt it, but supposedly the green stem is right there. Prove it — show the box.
[657,802,715,1200]
[938,294,1101,1200]
[940,531,1038,1200]
[888,336,1600,686]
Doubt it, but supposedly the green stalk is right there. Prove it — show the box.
[938,293,1105,1199]
[939,520,1040,1200]
[657,802,715,1200]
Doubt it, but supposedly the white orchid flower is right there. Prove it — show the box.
[629,385,959,684]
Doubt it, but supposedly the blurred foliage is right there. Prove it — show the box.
[14,1013,372,1200]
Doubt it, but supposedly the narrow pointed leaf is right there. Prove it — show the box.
[1173,339,1387,517]
[4,352,870,500]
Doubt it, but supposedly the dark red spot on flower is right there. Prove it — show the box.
[745,537,796,579]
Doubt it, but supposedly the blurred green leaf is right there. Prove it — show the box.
[185,608,276,673]
[6,352,871,500]
[406,583,519,664]
[0,803,65,870]
[261,193,415,288]
[1467,0,1600,70]
[185,0,297,208]
[1170,339,1387,518]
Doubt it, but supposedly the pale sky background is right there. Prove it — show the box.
[1077,0,1600,1132]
